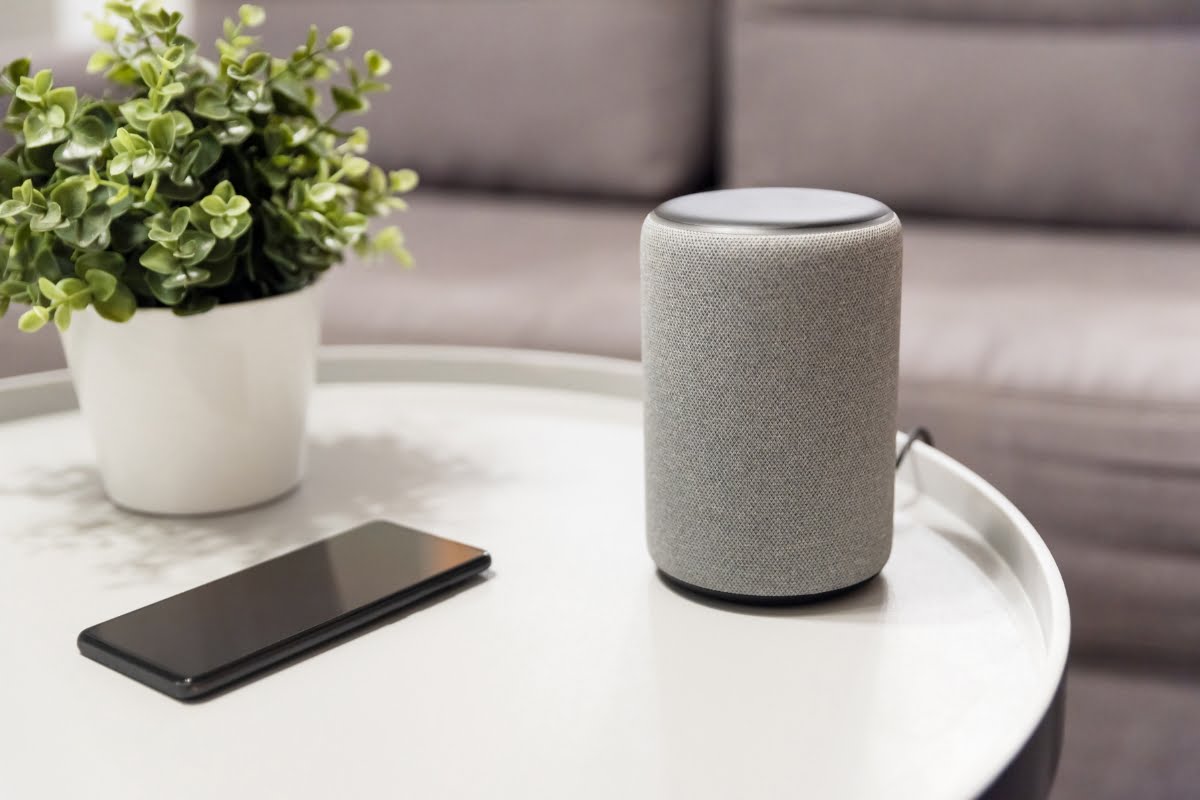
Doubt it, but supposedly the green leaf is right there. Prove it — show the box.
[331,86,366,113]
[390,168,419,193]
[144,271,185,305]
[50,178,89,220]
[173,293,218,316]
[239,4,266,26]
[78,204,111,247]
[212,180,235,202]
[32,241,59,278]
[0,296,8,318]
[224,196,250,216]
[364,50,391,77]
[147,113,176,152]
[109,183,133,207]
[186,131,220,177]
[357,80,389,95]
[0,158,20,193]
[118,98,159,131]
[129,152,163,178]
[139,242,178,273]
[241,52,269,76]
[30,202,64,232]
[53,304,72,332]
[84,268,118,301]
[58,276,84,293]
[105,62,139,86]
[175,230,215,266]
[194,88,231,120]
[92,20,118,42]
[45,87,77,120]
[38,277,66,302]
[108,153,132,176]
[70,115,108,148]
[159,45,186,69]
[199,195,227,216]
[162,267,211,289]
[341,155,369,178]
[0,199,25,219]
[327,26,353,51]
[32,69,52,95]
[209,215,236,238]
[17,305,49,332]
[15,179,34,205]
[75,251,125,278]
[93,282,135,322]
[226,214,252,239]
[2,58,30,89]
[216,117,252,145]
[169,206,190,236]
[308,182,336,204]
[198,256,235,288]
[137,59,158,89]
[14,84,38,105]
[168,110,194,138]
[86,50,117,74]
[24,112,67,149]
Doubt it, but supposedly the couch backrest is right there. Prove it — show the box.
[725,0,1200,228]
[196,0,717,200]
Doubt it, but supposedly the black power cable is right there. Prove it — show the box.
[895,426,935,470]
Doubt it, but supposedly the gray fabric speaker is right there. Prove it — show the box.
[641,187,902,602]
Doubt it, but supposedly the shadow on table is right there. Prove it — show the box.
[655,569,891,619]
[0,432,490,586]
[178,570,495,704]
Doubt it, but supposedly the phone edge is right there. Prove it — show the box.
[78,551,492,701]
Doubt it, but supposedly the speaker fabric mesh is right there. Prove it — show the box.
[641,212,903,597]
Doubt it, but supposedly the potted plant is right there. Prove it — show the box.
[0,2,417,514]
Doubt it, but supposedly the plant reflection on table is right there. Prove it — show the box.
[2,431,488,587]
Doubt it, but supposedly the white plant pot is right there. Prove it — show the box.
[60,283,321,515]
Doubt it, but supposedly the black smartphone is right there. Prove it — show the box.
[78,520,490,701]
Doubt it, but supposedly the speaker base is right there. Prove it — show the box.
[657,569,881,606]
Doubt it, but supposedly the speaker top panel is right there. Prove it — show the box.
[652,187,892,232]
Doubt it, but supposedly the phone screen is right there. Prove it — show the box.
[80,521,489,692]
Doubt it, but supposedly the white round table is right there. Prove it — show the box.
[0,346,1068,800]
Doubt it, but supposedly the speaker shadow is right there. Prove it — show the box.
[654,568,889,619]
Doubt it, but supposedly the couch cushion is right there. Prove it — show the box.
[1057,667,1200,800]
[898,219,1200,671]
[740,0,1200,24]
[726,6,1200,228]
[194,0,716,199]
[319,191,645,357]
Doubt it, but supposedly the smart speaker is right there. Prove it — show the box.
[641,187,902,602]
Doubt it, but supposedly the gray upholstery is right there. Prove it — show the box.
[742,0,1200,24]
[1061,667,1200,800]
[726,5,1200,227]
[194,0,716,199]
[897,218,1200,674]
[320,191,645,357]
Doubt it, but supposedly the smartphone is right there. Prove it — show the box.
[78,520,490,701]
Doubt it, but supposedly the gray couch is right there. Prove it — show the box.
[3,1,1199,796]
